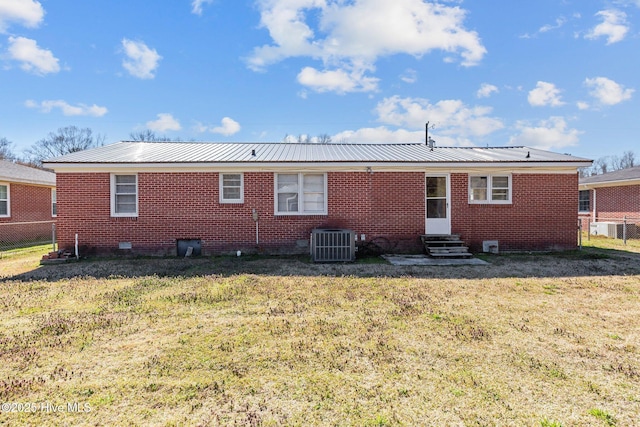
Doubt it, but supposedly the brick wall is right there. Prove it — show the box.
[0,183,54,223]
[56,171,578,255]
[0,183,55,245]
[451,173,578,251]
[56,171,426,255]
[578,184,640,231]
[592,185,640,219]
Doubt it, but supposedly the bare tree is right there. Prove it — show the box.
[297,134,311,143]
[26,126,106,164]
[316,133,332,144]
[282,133,333,143]
[616,150,636,169]
[580,150,638,177]
[129,130,179,142]
[0,137,15,160]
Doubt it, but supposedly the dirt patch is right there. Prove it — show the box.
[2,248,640,282]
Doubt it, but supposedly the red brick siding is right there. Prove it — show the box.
[578,185,640,230]
[451,173,578,251]
[56,171,578,255]
[0,183,53,223]
[0,183,55,244]
[56,172,426,255]
[592,185,640,219]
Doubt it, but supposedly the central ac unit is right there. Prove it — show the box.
[311,229,355,262]
[590,222,617,237]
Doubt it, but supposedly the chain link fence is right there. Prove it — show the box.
[0,221,56,256]
[579,216,640,246]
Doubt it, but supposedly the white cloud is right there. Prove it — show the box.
[0,0,44,33]
[584,76,634,106]
[297,66,379,93]
[508,117,582,150]
[146,113,181,132]
[577,101,590,110]
[539,17,567,33]
[585,9,629,44]
[247,0,486,93]
[25,100,107,117]
[400,68,417,84]
[332,127,423,144]
[528,81,565,107]
[375,96,504,142]
[477,83,498,98]
[194,117,241,136]
[211,117,241,136]
[7,36,59,75]
[191,0,214,15]
[121,39,162,79]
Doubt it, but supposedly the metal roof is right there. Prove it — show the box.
[43,141,591,166]
[579,165,640,186]
[0,160,56,186]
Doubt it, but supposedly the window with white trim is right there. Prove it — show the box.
[51,189,57,217]
[111,174,138,217]
[275,173,327,215]
[579,190,590,212]
[469,175,511,203]
[0,184,9,217]
[219,173,244,203]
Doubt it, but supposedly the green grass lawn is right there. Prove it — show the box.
[0,241,639,426]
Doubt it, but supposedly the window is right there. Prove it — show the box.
[51,189,57,217]
[275,173,327,215]
[219,173,244,203]
[111,174,138,217]
[0,184,9,217]
[469,175,511,204]
[579,190,590,212]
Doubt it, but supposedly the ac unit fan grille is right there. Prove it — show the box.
[311,229,355,262]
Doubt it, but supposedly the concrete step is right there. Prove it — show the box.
[423,240,466,246]
[429,252,474,258]
[428,246,470,253]
[421,234,461,241]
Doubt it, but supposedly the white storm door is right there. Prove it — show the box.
[425,174,451,235]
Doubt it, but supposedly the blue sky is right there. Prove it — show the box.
[1,0,638,159]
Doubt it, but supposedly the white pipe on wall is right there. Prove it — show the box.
[252,208,259,246]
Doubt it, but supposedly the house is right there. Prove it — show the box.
[42,141,591,256]
[0,159,57,246]
[578,166,640,237]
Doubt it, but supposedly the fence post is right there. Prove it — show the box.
[52,223,57,252]
[587,218,590,241]
[578,219,582,250]
[623,216,627,245]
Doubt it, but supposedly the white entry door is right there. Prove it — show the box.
[425,175,451,235]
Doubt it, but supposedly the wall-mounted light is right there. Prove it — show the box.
[366,166,373,174]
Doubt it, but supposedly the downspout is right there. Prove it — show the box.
[592,189,597,223]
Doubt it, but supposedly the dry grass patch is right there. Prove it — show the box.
[0,246,639,426]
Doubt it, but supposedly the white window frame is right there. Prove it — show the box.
[274,173,328,215]
[578,190,590,213]
[219,173,244,204]
[110,174,138,217]
[0,183,9,217]
[51,189,57,217]
[468,175,512,204]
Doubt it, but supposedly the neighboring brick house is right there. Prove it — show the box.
[43,142,591,256]
[578,166,640,233]
[0,160,57,245]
